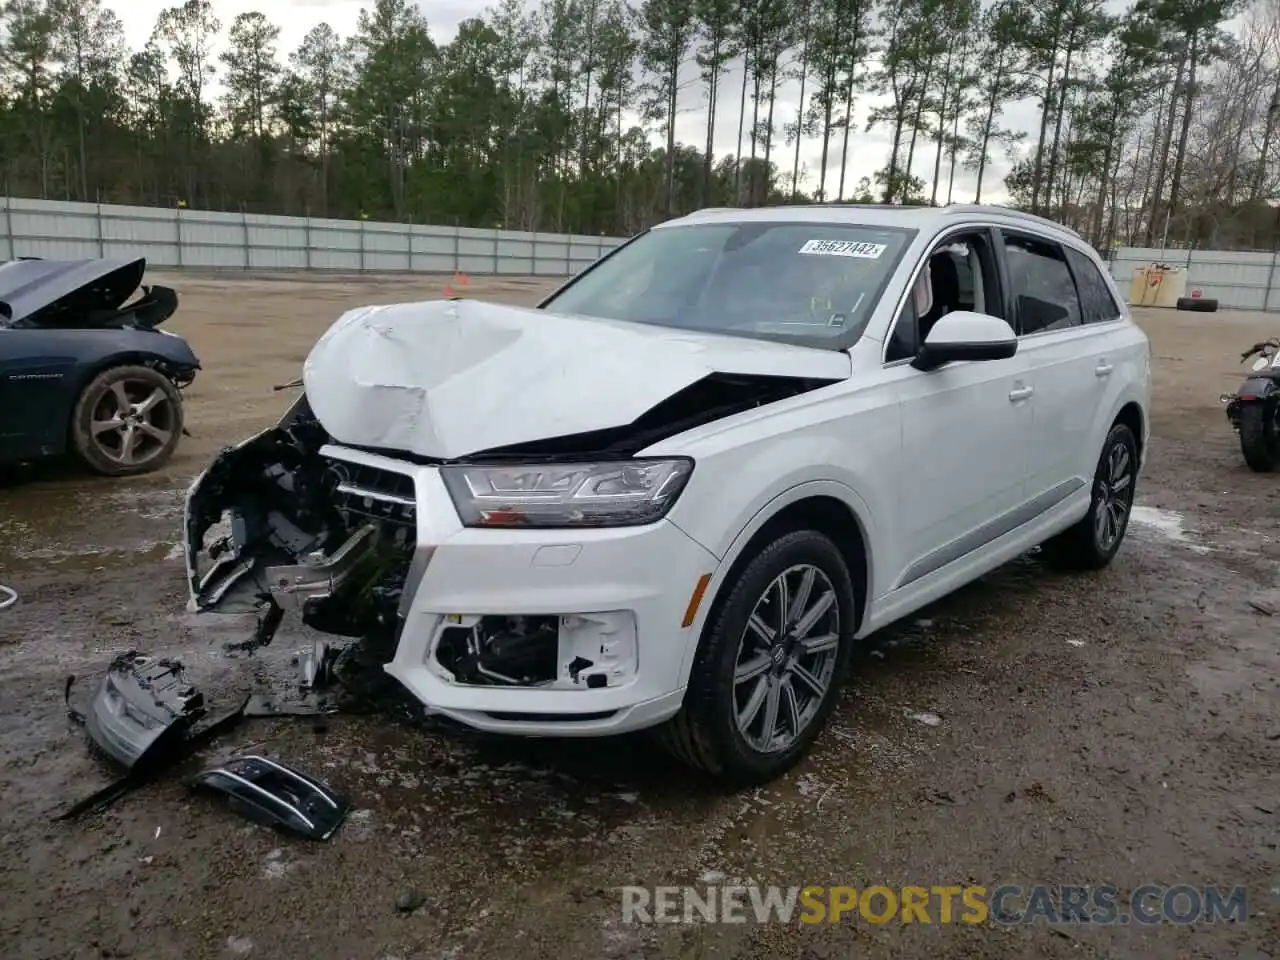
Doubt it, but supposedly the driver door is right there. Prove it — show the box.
[0,328,75,460]
[881,229,1033,592]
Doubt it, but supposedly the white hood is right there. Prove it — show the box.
[302,299,851,459]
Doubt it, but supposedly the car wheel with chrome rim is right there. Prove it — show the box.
[71,364,184,477]
[659,528,856,787]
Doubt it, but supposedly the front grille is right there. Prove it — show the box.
[324,457,417,531]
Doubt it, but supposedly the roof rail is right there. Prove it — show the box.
[942,203,1082,239]
[823,202,933,209]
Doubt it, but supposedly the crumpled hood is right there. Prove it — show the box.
[302,298,851,459]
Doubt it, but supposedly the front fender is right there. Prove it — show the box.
[672,478,877,690]
[70,329,202,396]
[115,328,201,371]
[42,325,201,371]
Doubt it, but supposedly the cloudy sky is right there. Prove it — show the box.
[113,0,1146,205]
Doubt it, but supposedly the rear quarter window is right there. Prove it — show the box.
[1064,247,1123,324]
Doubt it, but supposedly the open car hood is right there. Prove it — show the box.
[302,298,852,460]
[0,256,178,329]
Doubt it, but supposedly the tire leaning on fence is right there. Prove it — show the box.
[1176,296,1219,313]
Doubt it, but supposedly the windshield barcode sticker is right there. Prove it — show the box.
[798,239,887,258]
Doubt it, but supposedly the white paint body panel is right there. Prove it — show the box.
[889,346,1032,586]
[281,206,1151,737]
[923,309,1016,345]
[1016,321,1148,501]
[303,298,850,459]
[316,443,715,735]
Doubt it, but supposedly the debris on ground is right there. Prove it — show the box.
[80,651,206,769]
[191,754,350,840]
[243,693,340,718]
[56,627,388,824]
[55,696,250,821]
[294,640,338,690]
[394,889,427,913]
[908,711,942,727]
[914,787,957,805]
[1247,591,1278,616]
[1022,782,1054,803]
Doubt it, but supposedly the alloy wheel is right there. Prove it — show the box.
[89,378,177,468]
[732,563,841,754]
[1093,438,1134,553]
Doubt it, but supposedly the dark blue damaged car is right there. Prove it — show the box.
[0,256,200,476]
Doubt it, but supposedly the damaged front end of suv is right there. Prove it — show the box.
[182,372,835,682]
[181,290,852,731]
[183,394,426,651]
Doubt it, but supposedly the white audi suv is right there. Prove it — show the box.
[184,204,1150,786]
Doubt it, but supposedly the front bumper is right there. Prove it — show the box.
[324,445,719,736]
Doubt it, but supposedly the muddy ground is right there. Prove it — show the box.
[1,273,1278,960]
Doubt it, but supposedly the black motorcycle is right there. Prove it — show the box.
[1222,337,1280,471]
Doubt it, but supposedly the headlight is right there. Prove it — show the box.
[441,458,694,528]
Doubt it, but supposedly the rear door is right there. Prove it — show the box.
[996,230,1115,502]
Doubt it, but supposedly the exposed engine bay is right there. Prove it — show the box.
[184,394,418,645]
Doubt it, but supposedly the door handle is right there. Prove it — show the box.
[1095,361,1113,378]
[1008,385,1034,402]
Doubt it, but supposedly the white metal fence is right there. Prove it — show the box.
[0,197,629,276]
[1110,246,1280,311]
[8,198,1278,311]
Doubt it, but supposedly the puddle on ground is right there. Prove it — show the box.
[0,538,181,574]
[0,484,184,571]
[1130,505,1212,553]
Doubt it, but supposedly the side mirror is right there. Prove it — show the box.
[912,310,1017,371]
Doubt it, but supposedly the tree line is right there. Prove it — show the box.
[3,0,1279,249]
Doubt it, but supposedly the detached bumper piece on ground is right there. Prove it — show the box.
[83,652,206,769]
[60,644,350,839]
[192,755,349,841]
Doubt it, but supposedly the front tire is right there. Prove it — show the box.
[71,365,184,477]
[1239,402,1280,472]
[659,529,857,787]
[1041,422,1139,571]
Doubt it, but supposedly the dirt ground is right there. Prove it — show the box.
[1,272,1278,960]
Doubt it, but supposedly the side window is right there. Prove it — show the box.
[940,242,978,313]
[1003,234,1082,335]
[885,230,999,364]
[1064,246,1122,324]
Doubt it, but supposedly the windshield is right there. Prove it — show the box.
[539,221,916,349]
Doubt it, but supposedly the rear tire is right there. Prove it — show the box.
[71,365,184,477]
[1240,402,1280,472]
[657,529,857,787]
[1041,423,1138,571]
